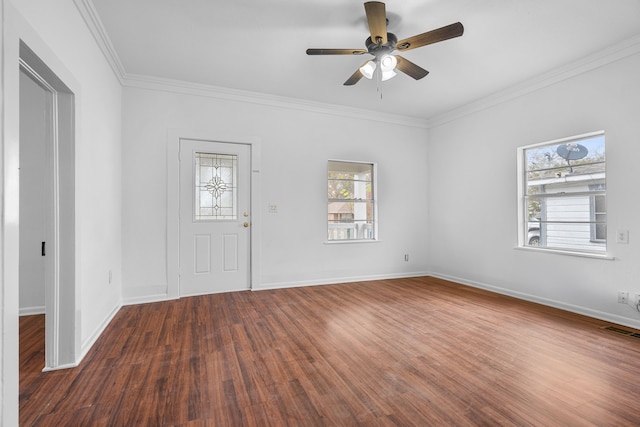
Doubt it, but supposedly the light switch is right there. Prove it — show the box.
[616,229,629,244]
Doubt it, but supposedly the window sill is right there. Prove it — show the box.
[514,245,614,260]
[325,239,380,245]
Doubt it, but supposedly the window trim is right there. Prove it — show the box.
[517,130,608,257]
[326,159,378,243]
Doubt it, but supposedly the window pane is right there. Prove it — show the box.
[526,195,607,251]
[328,161,373,201]
[328,161,376,241]
[522,131,606,254]
[195,152,237,220]
[525,135,605,187]
[327,204,374,240]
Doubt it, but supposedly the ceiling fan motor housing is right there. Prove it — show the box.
[366,32,397,57]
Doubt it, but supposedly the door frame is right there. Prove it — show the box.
[19,43,77,371]
[167,130,261,298]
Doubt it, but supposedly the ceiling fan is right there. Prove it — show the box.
[306,1,464,86]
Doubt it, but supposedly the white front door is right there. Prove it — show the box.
[179,139,251,296]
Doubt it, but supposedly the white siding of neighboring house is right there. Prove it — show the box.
[540,180,605,252]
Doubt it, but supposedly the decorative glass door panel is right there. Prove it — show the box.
[195,152,237,220]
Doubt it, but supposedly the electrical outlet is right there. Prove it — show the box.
[618,291,629,304]
[404,254,409,262]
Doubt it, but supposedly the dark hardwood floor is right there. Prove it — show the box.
[20,276,640,426]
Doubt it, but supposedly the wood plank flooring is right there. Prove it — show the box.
[20,276,640,426]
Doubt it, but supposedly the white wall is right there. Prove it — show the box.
[427,52,640,329]
[18,69,47,314]
[2,0,123,409]
[121,84,430,301]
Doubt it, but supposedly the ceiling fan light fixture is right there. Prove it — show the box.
[379,54,397,81]
[380,54,397,72]
[360,60,376,79]
[381,69,397,81]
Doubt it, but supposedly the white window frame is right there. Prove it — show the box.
[517,130,609,258]
[327,160,378,243]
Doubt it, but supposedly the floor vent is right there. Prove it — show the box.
[602,326,640,339]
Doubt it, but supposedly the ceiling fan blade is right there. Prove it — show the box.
[364,1,387,45]
[396,22,464,52]
[344,62,370,86]
[395,55,429,80]
[306,48,367,55]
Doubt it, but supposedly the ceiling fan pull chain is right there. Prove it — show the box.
[377,64,383,99]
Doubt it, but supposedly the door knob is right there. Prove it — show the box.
[243,222,249,228]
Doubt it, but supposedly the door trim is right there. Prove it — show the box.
[19,42,77,371]
[167,130,261,298]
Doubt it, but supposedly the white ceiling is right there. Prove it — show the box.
[90,0,640,121]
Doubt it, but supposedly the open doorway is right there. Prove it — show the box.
[18,62,49,373]
[18,42,76,371]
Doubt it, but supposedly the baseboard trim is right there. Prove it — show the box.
[122,293,176,306]
[429,272,640,330]
[254,271,432,291]
[78,303,122,363]
[19,306,45,316]
[42,362,78,372]
[121,272,432,302]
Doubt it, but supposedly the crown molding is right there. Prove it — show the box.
[73,0,126,83]
[427,34,640,128]
[122,73,430,129]
[71,0,428,129]
[73,0,640,130]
